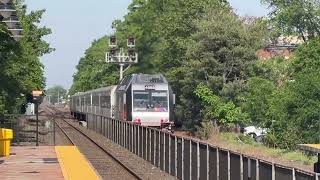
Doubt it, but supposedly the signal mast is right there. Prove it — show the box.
[105,36,138,80]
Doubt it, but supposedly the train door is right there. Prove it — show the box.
[119,93,127,121]
[127,86,132,122]
[115,91,129,121]
[114,91,122,120]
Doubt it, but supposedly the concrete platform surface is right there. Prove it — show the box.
[55,146,100,180]
[0,146,101,180]
[0,146,64,180]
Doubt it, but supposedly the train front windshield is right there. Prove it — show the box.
[133,90,168,112]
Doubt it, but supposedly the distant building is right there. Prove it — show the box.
[257,35,304,60]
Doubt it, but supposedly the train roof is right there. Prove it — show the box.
[88,86,117,94]
[71,74,169,96]
[117,74,168,91]
[71,86,116,97]
[132,74,168,84]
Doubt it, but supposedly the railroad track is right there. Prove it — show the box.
[54,119,74,145]
[54,117,142,180]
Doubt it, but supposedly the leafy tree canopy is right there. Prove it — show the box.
[0,0,52,114]
[262,0,320,41]
[69,37,118,95]
[176,3,267,127]
[46,85,67,104]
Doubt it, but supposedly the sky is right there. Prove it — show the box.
[24,0,269,90]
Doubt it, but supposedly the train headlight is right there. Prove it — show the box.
[135,117,141,124]
[161,118,168,124]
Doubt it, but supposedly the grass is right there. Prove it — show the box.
[208,132,317,167]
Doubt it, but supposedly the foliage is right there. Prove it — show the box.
[241,77,275,127]
[195,83,249,126]
[69,37,118,95]
[255,39,320,149]
[0,0,52,115]
[291,38,320,74]
[262,0,320,41]
[195,120,218,140]
[255,57,292,87]
[177,3,266,127]
[238,133,256,145]
[46,85,67,104]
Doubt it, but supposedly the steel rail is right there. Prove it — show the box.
[59,118,143,180]
[54,119,75,145]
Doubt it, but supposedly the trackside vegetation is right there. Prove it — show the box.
[70,0,320,150]
[0,0,53,115]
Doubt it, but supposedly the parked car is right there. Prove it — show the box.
[241,126,268,142]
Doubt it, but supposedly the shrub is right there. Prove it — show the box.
[196,121,219,140]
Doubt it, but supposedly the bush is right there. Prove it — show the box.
[238,134,256,145]
[196,121,219,140]
[264,133,277,148]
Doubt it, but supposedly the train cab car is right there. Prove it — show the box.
[115,74,175,128]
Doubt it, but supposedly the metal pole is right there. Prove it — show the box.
[120,64,124,80]
[36,102,39,146]
[53,118,55,145]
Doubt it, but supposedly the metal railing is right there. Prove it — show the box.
[86,113,320,180]
[0,114,55,145]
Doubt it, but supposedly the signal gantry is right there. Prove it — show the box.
[105,36,138,80]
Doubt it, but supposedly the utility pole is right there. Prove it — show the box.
[32,91,43,147]
[53,117,55,145]
[48,95,51,104]
[57,90,59,104]
[35,102,38,146]
[105,36,138,80]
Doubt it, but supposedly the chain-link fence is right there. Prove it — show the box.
[0,114,55,145]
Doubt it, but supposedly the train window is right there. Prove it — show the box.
[81,97,85,105]
[86,95,91,105]
[133,91,149,112]
[151,91,168,112]
[100,96,111,108]
[92,94,99,106]
[133,91,168,112]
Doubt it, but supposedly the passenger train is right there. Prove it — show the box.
[70,74,175,129]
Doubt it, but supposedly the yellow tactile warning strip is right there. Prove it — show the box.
[55,146,101,180]
[297,144,320,153]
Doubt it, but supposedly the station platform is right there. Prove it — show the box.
[0,146,100,180]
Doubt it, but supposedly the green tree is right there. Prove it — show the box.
[69,37,118,95]
[46,86,67,104]
[262,0,320,41]
[264,39,320,148]
[177,3,265,127]
[255,57,292,87]
[291,38,320,74]
[241,77,275,127]
[194,83,248,127]
[0,0,52,114]
[112,0,162,74]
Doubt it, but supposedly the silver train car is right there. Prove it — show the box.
[70,74,175,128]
